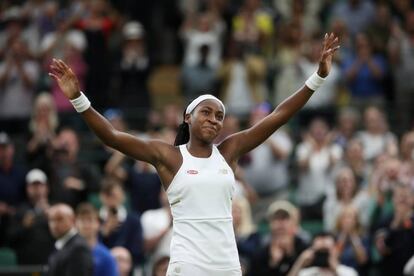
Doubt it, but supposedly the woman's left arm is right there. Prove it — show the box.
[220,33,339,163]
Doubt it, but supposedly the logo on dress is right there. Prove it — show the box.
[186,170,199,175]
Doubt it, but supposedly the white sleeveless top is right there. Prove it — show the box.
[166,145,240,270]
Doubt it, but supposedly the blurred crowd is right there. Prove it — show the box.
[2,0,414,275]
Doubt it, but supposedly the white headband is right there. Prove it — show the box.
[185,94,226,116]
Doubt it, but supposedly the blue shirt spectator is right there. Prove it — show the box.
[93,242,118,276]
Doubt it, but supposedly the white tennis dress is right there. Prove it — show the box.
[166,145,242,276]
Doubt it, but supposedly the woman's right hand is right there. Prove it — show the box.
[49,59,81,100]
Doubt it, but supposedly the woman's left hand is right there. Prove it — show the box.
[317,33,340,78]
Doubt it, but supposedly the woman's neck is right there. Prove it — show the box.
[186,140,213,158]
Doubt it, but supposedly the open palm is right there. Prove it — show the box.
[318,33,340,78]
[49,59,81,100]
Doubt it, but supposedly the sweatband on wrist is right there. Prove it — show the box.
[305,72,326,91]
[70,92,91,113]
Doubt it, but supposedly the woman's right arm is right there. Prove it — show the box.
[49,59,165,165]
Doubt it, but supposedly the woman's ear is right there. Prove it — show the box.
[184,113,191,124]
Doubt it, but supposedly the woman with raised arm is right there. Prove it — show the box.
[49,33,339,276]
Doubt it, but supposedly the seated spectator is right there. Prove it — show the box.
[341,139,371,187]
[99,178,144,265]
[249,201,308,276]
[0,132,26,246]
[335,206,369,274]
[323,167,371,232]
[111,246,132,276]
[47,203,93,276]
[8,169,54,265]
[333,107,360,149]
[356,106,398,163]
[375,182,414,276]
[288,232,358,276]
[369,157,402,231]
[76,203,118,276]
[50,127,101,208]
[296,118,342,220]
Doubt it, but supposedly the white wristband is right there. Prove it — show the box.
[305,72,326,91]
[70,92,91,113]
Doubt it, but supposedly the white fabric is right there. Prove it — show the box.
[70,92,91,113]
[224,62,254,116]
[244,130,292,195]
[298,265,358,276]
[0,61,39,118]
[99,206,127,223]
[55,228,77,250]
[141,208,171,239]
[305,71,326,91]
[301,60,340,108]
[296,142,343,205]
[166,145,240,272]
[185,94,225,116]
[356,131,397,161]
[167,261,241,276]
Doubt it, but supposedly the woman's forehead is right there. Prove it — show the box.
[195,99,224,112]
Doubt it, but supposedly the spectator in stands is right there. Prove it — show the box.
[99,178,144,265]
[50,127,101,208]
[272,21,304,106]
[288,232,358,276]
[76,203,118,276]
[47,203,93,276]
[180,10,225,69]
[329,0,375,37]
[111,246,132,276]
[41,21,87,119]
[232,0,274,55]
[111,21,151,129]
[26,93,58,174]
[0,6,39,59]
[369,157,402,232]
[399,131,414,188]
[333,106,360,150]
[296,118,342,220]
[343,33,388,107]
[389,10,414,131]
[323,167,371,232]
[357,106,398,163]
[242,102,292,220]
[8,168,54,265]
[181,44,218,103]
[0,38,39,133]
[249,201,308,276]
[375,182,414,276]
[341,139,371,186]
[75,0,115,110]
[218,40,267,119]
[0,132,26,246]
[334,206,369,274]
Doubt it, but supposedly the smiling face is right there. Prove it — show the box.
[186,99,225,145]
